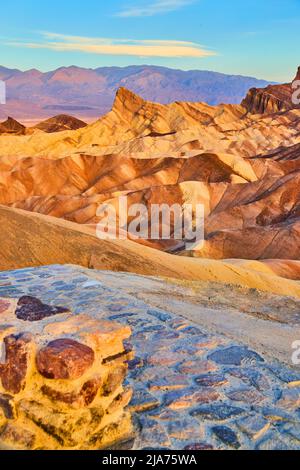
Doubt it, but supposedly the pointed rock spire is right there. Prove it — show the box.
[112,87,145,115]
[294,66,300,81]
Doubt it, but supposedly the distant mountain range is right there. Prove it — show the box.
[0,65,273,122]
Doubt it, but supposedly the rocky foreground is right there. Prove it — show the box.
[1,265,300,450]
[0,291,133,450]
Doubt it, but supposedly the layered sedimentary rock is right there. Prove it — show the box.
[242,67,300,114]
[0,69,300,262]
[0,297,133,450]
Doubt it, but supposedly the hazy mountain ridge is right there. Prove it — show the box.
[0,65,272,121]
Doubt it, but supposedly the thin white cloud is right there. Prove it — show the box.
[116,0,194,17]
[6,32,216,59]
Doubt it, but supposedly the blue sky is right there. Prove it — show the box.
[0,0,299,81]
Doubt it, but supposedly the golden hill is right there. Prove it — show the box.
[1,205,300,299]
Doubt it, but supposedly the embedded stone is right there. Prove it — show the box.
[195,373,228,387]
[256,432,291,451]
[166,417,202,440]
[43,315,131,349]
[103,365,127,396]
[169,318,190,331]
[147,350,186,367]
[281,422,300,441]
[151,330,180,341]
[177,360,217,375]
[0,423,36,449]
[41,378,101,408]
[226,387,265,405]
[88,413,133,449]
[227,367,270,391]
[236,415,270,440]
[184,443,214,450]
[147,309,172,322]
[195,339,221,350]
[0,409,6,431]
[259,406,295,423]
[128,356,144,370]
[211,425,240,449]
[0,333,32,394]
[108,438,135,451]
[20,400,104,447]
[180,326,204,336]
[267,364,300,384]
[0,394,15,419]
[36,338,94,380]
[172,343,198,355]
[102,344,133,365]
[106,388,133,415]
[276,388,300,410]
[147,408,180,421]
[15,296,70,322]
[191,404,245,421]
[148,374,190,391]
[208,346,264,366]
[135,417,171,449]
[128,387,160,413]
[165,387,220,410]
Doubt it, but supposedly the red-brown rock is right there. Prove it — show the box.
[36,339,94,380]
[15,296,69,322]
[241,66,300,114]
[0,334,32,394]
[0,423,36,449]
[41,378,101,407]
[103,365,127,396]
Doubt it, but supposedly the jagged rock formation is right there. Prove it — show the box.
[32,114,87,133]
[0,69,300,265]
[0,85,299,159]
[241,67,300,114]
[0,297,133,450]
